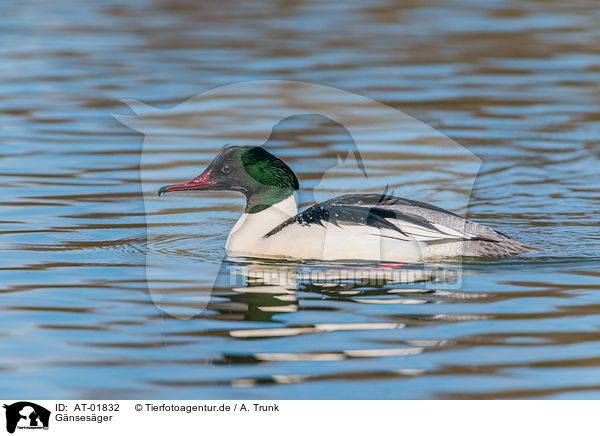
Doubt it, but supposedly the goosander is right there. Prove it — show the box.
[159,146,540,261]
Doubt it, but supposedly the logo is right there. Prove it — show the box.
[3,402,50,434]
[117,80,478,318]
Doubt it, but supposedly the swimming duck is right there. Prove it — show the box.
[158,146,540,261]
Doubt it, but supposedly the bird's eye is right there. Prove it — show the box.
[221,164,231,174]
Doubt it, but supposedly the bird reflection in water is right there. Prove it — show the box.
[209,258,462,325]
[155,260,488,389]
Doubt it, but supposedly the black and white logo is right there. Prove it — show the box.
[3,402,50,434]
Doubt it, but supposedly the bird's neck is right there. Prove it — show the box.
[226,194,297,253]
[244,186,296,214]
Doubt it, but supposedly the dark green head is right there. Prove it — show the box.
[158,146,299,213]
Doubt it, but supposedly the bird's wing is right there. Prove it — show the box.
[264,193,507,244]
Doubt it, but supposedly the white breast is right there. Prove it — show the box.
[225,195,298,257]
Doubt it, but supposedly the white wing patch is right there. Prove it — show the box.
[378,218,476,242]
